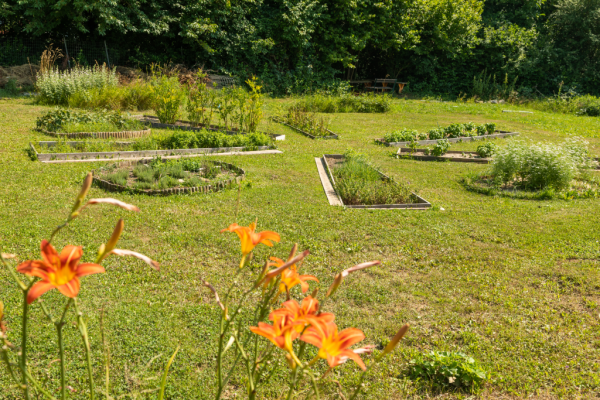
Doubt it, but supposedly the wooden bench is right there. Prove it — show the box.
[366,79,409,94]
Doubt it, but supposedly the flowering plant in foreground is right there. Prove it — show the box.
[208,223,410,399]
[0,173,159,400]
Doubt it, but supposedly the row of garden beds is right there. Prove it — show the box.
[376,131,519,147]
[30,141,281,163]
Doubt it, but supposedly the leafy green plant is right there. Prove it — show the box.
[430,139,450,156]
[383,129,426,143]
[4,78,19,96]
[186,70,217,128]
[67,80,154,111]
[476,142,497,158]
[408,351,488,392]
[472,70,518,101]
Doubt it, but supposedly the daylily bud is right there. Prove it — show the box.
[381,324,410,357]
[310,287,319,299]
[326,273,343,298]
[71,172,93,213]
[97,219,125,263]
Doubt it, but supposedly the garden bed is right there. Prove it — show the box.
[377,130,519,147]
[139,115,285,141]
[396,148,491,163]
[36,128,152,140]
[93,159,244,196]
[272,117,338,140]
[316,154,431,209]
[30,141,281,163]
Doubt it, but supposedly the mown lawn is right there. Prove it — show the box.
[1,98,599,399]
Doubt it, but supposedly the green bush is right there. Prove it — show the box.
[4,78,19,96]
[383,123,496,143]
[490,138,591,191]
[408,351,488,392]
[36,65,118,105]
[291,92,391,113]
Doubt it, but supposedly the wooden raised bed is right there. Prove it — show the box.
[396,148,491,164]
[315,154,431,209]
[93,160,245,196]
[36,128,151,140]
[139,115,285,141]
[376,131,519,147]
[272,117,338,140]
[30,141,281,163]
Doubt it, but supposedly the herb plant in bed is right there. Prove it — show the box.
[94,157,245,195]
[36,109,150,139]
[318,151,430,209]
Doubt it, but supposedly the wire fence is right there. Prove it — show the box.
[0,37,121,67]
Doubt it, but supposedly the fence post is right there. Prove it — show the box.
[104,41,111,69]
[63,36,71,68]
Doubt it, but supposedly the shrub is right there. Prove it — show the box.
[4,78,19,95]
[36,65,118,105]
[186,70,217,127]
[292,92,392,113]
[476,142,497,158]
[428,128,445,140]
[408,351,488,392]
[490,138,591,190]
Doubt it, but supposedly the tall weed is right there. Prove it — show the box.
[36,65,118,105]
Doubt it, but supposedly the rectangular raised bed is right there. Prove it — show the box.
[30,142,282,163]
[376,131,519,147]
[396,148,491,164]
[272,117,338,140]
[36,128,152,140]
[316,154,431,209]
[139,115,285,141]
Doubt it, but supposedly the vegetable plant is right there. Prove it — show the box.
[408,351,488,392]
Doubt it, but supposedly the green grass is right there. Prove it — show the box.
[1,97,600,399]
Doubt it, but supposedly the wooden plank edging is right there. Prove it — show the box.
[377,131,519,147]
[272,117,338,140]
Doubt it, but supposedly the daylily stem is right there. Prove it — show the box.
[0,251,26,290]
[348,370,368,400]
[285,342,307,400]
[19,366,59,400]
[21,289,30,400]
[0,338,19,384]
[73,299,95,400]
[56,299,73,400]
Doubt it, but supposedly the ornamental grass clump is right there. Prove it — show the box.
[36,64,118,105]
[0,173,160,400]
[332,152,415,205]
[490,138,592,191]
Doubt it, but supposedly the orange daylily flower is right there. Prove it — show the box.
[221,221,280,268]
[250,313,298,354]
[301,322,367,371]
[265,252,318,294]
[271,296,334,333]
[17,240,105,304]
